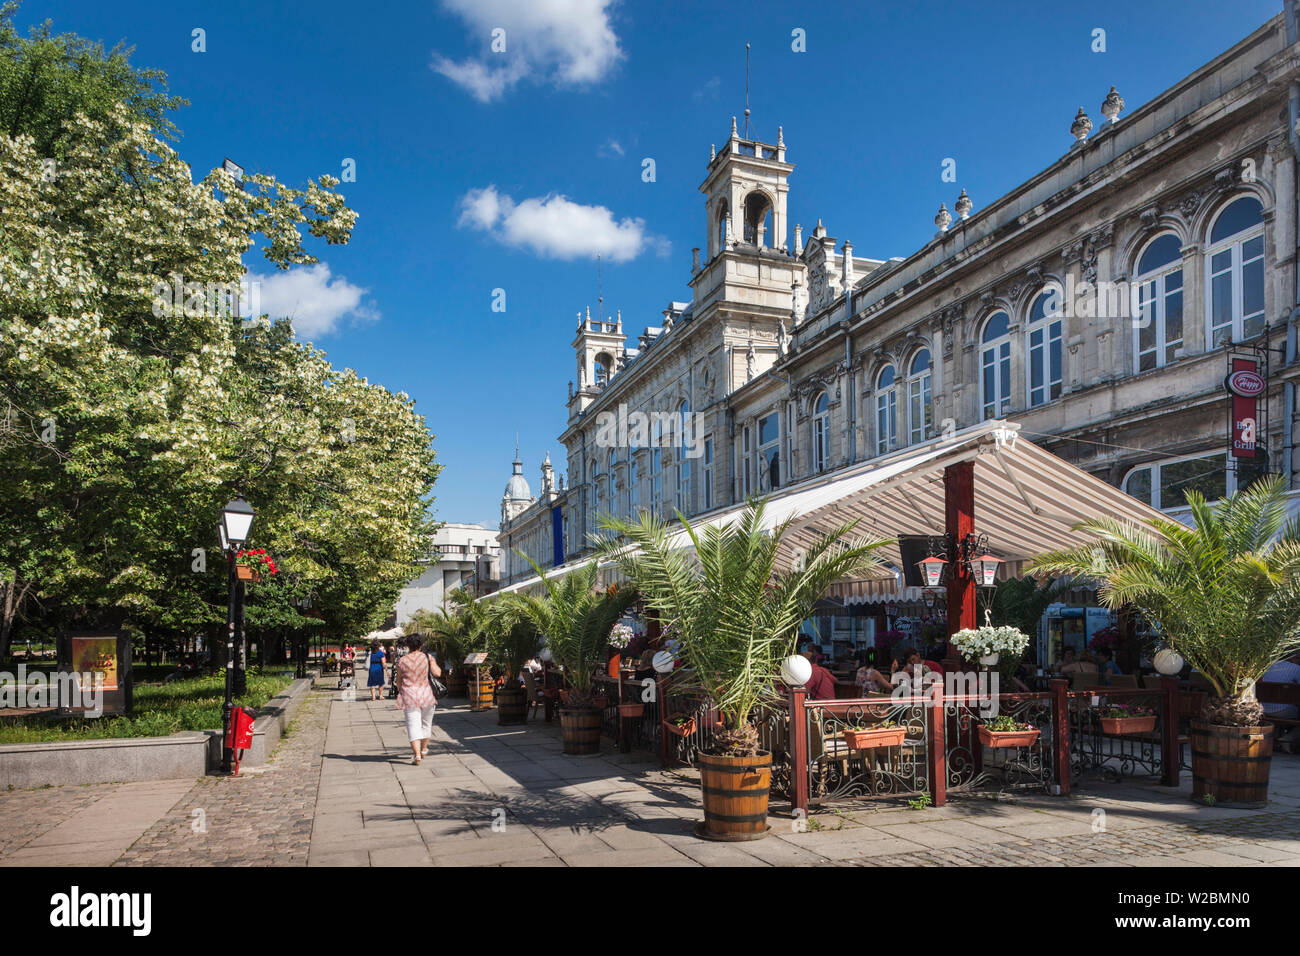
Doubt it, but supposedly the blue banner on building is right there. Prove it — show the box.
[552,505,564,567]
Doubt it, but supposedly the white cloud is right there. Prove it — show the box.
[598,138,625,158]
[248,263,377,337]
[457,185,664,262]
[432,0,622,102]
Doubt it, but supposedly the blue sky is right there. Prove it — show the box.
[18,0,1282,527]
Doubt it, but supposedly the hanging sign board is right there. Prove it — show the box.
[1225,357,1265,460]
[463,652,488,665]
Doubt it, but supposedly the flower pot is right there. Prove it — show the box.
[447,671,467,697]
[559,706,603,755]
[618,702,643,719]
[1099,715,1156,735]
[1190,720,1273,809]
[842,726,907,750]
[497,685,528,725]
[235,565,255,581]
[979,653,999,667]
[590,696,609,710]
[977,725,1041,749]
[696,751,772,841]
[664,716,696,737]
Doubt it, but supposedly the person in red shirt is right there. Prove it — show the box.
[801,645,838,701]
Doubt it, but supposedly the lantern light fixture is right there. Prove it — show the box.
[917,555,948,588]
[780,654,812,688]
[220,495,255,549]
[969,552,1003,588]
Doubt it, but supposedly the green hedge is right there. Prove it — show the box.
[0,672,295,743]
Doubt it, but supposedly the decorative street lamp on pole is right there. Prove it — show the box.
[219,495,255,775]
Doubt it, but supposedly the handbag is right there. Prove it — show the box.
[427,654,448,700]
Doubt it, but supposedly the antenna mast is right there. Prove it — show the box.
[596,254,604,322]
[743,42,751,139]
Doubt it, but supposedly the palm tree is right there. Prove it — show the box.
[597,500,887,755]
[408,588,490,673]
[1028,475,1300,726]
[497,557,637,707]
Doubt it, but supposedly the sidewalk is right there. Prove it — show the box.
[1,687,1298,867]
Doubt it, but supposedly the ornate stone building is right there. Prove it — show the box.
[501,4,1300,587]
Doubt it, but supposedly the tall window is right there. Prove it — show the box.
[589,459,599,511]
[1134,233,1184,371]
[676,400,692,514]
[716,202,729,255]
[651,449,662,515]
[875,365,897,455]
[981,311,1012,419]
[703,438,713,510]
[812,391,830,472]
[1208,196,1265,347]
[1026,290,1063,407]
[608,449,617,513]
[628,453,639,515]
[742,426,751,498]
[906,350,932,445]
[758,411,781,491]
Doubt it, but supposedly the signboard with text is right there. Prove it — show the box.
[1225,355,1265,461]
[58,632,133,717]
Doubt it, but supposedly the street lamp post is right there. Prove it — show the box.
[219,495,255,775]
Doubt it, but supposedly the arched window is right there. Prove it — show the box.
[875,365,898,456]
[981,311,1012,420]
[676,399,692,514]
[743,191,772,247]
[812,391,830,472]
[1134,233,1184,371]
[1207,196,1265,346]
[1027,290,1063,407]
[716,201,729,255]
[906,350,933,445]
[594,352,612,387]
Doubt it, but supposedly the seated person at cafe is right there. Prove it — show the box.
[854,652,893,695]
[1058,647,1097,676]
[800,643,837,701]
[1096,648,1122,683]
[863,646,937,694]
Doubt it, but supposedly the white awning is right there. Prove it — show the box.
[489,420,1168,597]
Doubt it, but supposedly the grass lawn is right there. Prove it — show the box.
[0,671,296,744]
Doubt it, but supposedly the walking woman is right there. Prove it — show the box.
[366,640,387,701]
[393,634,441,764]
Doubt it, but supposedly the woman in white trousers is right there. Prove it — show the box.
[393,634,441,764]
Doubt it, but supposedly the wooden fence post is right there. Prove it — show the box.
[1050,678,1070,795]
[657,673,670,768]
[789,685,809,818]
[927,682,947,807]
[1160,675,1180,787]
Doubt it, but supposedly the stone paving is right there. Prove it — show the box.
[1,685,1298,867]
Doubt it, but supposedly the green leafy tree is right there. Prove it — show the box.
[1028,476,1300,726]
[597,501,887,755]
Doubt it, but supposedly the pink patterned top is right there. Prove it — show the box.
[396,651,438,709]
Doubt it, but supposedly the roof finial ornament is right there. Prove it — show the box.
[1101,86,1125,124]
[777,125,784,148]
[934,203,952,233]
[955,188,972,220]
[1071,107,1093,143]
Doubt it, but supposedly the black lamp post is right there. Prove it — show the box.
[219,495,255,775]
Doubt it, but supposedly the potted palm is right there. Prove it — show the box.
[1029,476,1300,808]
[484,604,543,726]
[598,500,885,841]
[500,557,637,754]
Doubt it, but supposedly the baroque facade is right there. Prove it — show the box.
[501,5,1300,587]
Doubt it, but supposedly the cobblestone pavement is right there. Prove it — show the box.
[2,687,1299,867]
[113,691,329,865]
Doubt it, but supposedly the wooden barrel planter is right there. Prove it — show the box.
[497,685,528,725]
[1191,720,1273,808]
[447,670,468,697]
[468,676,495,712]
[559,707,603,755]
[696,751,772,842]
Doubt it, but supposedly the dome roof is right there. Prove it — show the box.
[504,450,531,502]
